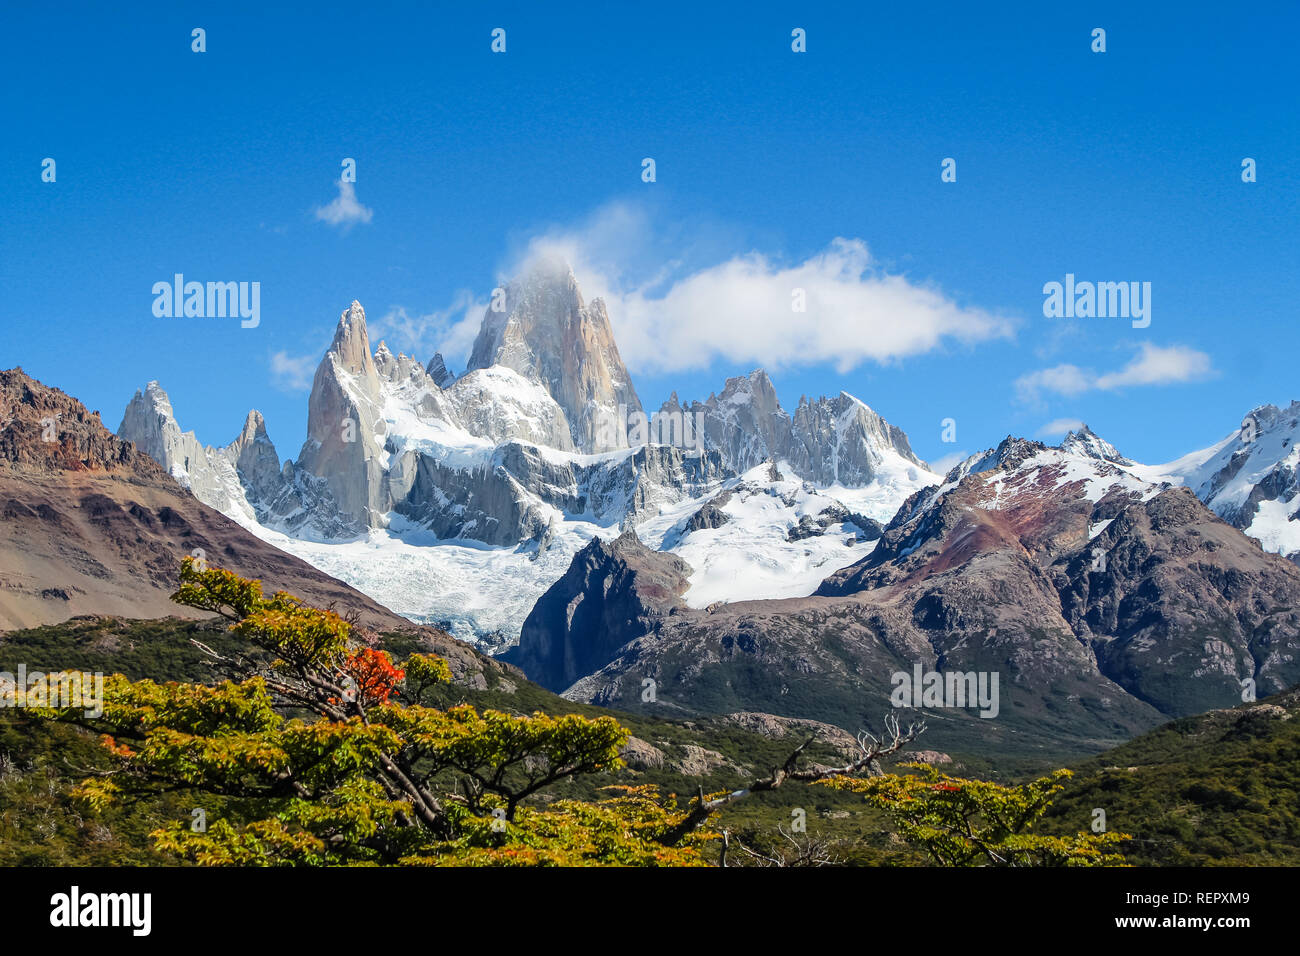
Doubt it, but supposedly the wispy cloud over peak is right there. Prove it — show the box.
[270,350,317,392]
[1036,417,1086,439]
[496,204,1016,376]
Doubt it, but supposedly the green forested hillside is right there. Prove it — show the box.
[4,615,1297,866]
[0,616,906,866]
[1040,689,1300,865]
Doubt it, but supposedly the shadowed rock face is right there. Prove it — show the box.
[511,436,1300,760]
[467,256,642,453]
[425,352,455,389]
[683,493,733,534]
[501,530,692,692]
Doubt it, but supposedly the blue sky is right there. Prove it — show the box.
[4,1,1297,470]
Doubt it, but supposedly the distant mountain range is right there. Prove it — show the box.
[509,434,1300,758]
[117,260,944,643]
[112,260,1300,647]
[59,257,1296,756]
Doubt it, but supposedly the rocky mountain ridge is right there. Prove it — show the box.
[111,261,1300,653]
[516,432,1300,756]
[116,262,937,641]
[0,369,420,633]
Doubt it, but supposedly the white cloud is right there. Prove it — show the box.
[1036,417,1086,438]
[369,291,487,367]
[1015,344,1213,401]
[1014,364,1094,399]
[1095,343,1213,390]
[504,205,1016,375]
[379,202,1016,376]
[314,179,373,229]
[270,350,317,392]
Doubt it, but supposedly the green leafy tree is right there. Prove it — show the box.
[38,559,713,865]
[31,559,1127,867]
[822,763,1129,866]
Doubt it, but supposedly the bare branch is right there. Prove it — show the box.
[658,714,926,846]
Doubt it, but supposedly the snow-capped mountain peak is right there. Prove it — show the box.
[330,300,378,380]
[1060,424,1132,466]
[895,434,1156,543]
[465,257,642,453]
[116,268,961,647]
[1128,401,1300,562]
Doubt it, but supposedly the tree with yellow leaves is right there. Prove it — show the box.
[51,558,710,865]
[34,558,1126,867]
[822,763,1130,866]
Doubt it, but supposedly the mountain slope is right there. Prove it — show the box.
[514,432,1300,761]
[1041,685,1300,865]
[0,368,411,633]
[0,613,895,865]
[1130,402,1300,563]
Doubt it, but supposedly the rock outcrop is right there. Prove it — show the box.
[466,256,642,453]
[502,530,691,691]
[294,300,389,532]
[425,352,456,389]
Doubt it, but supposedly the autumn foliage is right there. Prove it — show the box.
[29,558,1126,867]
[822,763,1130,866]
[37,559,714,865]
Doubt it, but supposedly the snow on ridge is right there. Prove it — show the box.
[910,439,1161,527]
[1119,405,1300,557]
[637,460,886,610]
